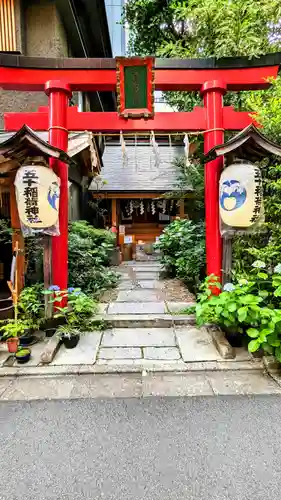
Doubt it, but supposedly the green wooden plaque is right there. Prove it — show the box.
[124,65,148,109]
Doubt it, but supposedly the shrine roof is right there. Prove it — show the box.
[1,52,281,70]
[205,124,281,163]
[89,142,192,192]
[0,126,100,175]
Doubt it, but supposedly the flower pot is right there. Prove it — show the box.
[63,334,80,349]
[45,328,56,338]
[42,317,65,331]
[19,329,37,346]
[224,329,243,348]
[15,348,31,364]
[6,337,19,353]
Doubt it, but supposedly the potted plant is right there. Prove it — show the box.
[15,347,31,364]
[53,288,97,348]
[0,320,26,353]
[56,324,80,348]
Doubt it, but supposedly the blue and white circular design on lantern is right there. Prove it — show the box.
[219,162,263,228]
[220,180,247,212]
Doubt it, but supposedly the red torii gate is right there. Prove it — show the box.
[0,54,280,291]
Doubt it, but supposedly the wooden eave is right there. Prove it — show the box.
[205,124,281,163]
[0,124,72,174]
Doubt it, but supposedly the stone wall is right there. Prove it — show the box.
[0,0,69,128]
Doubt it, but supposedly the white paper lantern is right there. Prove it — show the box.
[219,161,262,228]
[15,165,60,229]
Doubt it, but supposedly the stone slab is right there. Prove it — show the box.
[51,332,102,365]
[207,370,281,395]
[99,314,174,328]
[173,315,196,325]
[107,302,165,315]
[117,281,134,290]
[137,280,162,289]
[234,347,253,361]
[116,289,163,302]
[97,303,108,314]
[143,347,181,360]
[142,373,214,396]
[130,266,162,273]
[40,336,61,364]
[0,350,9,367]
[98,347,142,360]
[165,302,195,313]
[135,272,160,280]
[101,328,176,347]
[207,326,235,360]
[0,378,14,397]
[176,326,222,362]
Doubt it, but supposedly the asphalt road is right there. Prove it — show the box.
[0,395,280,500]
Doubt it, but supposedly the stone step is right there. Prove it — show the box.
[120,272,160,280]
[125,266,162,273]
[107,301,166,315]
[116,289,165,302]
[117,280,161,290]
[96,313,196,328]
[122,261,161,267]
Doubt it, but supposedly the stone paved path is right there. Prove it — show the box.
[51,261,225,368]
[0,261,256,372]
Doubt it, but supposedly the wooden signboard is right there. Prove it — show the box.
[116,57,155,118]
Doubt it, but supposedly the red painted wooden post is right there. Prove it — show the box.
[45,80,71,291]
[201,80,227,286]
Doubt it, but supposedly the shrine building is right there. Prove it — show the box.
[89,137,190,253]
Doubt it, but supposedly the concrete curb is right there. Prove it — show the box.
[0,359,264,377]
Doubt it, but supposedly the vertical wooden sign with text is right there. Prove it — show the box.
[116,57,155,118]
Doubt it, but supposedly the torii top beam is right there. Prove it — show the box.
[0,53,280,92]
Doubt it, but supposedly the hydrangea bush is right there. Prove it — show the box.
[196,261,281,361]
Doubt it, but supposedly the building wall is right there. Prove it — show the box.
[68,183,81,222]
[0,0,69,128]
[104,0,125,56]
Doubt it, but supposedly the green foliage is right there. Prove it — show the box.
[16,348,31,357]
[233,77,281,272]
[18,285,44,327]
[123,0,281,111]
[124,0,281,59]
[196,262,281,361]
[68,221,119,296]
[44,287,97,337]
[163,156,205,221]
[0,320,27,339]
[0,219,12,245]
[155,219,205,288]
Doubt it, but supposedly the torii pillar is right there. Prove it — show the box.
[201,80,226,283]
[45,81,71,291]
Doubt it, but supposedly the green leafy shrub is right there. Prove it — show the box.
[155,219,205,289]
[196,262,281,362]
[44,287,97,336]
[68,221,119,296]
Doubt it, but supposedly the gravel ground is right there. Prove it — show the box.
[1,395,281,500]
[160,278,195,302]
[100,286,119,302]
